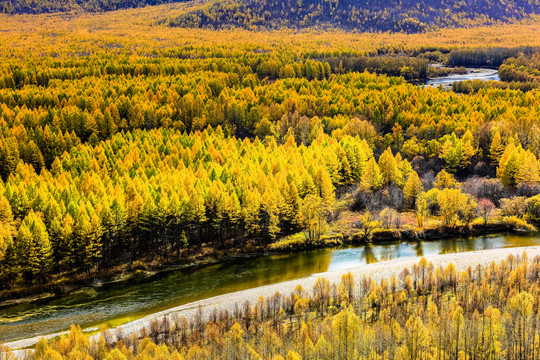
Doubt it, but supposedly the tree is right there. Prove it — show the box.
[0,196,13,262]
[497,144,522,187]
[437,188,467,228]
[416,194,427,228]
[341,272,355,303]
[477,198,495,224]
[15,211,52,282]
[439,132,476,172]
[254,118,276,139]
[358,211,381,241]
[516,151,540,186]
[379,207,397,229]
[489,131,505,166]
[434,169,459,189]
[313,277,331,315]
[285,350,302,360]
[299,195,325,242]
[361,158,382,190]
[281,182,300,232]
[460,196,477,228]
[332,307,360,360]
[403,315,430,359]
[224,323,246,360]
[403,170,423,209]
[378,147,399,186]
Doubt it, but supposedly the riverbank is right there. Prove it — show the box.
[0,221,518,309]
[5,244,540,350]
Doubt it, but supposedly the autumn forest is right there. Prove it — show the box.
[2,0,540,357]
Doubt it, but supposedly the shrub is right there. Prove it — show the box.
[504,216,536,231]
[500,197,527,218]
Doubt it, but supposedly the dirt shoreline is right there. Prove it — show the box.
[6,244,540,351]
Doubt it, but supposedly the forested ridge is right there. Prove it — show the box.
[5,254,540,359]
[0,0,189,15]
[165,0,540,32]
[3,0,540,34]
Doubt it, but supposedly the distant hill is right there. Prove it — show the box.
[0,0,186,14]
[164,0,540,32]
[2,0,540,34]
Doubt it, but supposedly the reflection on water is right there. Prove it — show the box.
[1,232,539,342]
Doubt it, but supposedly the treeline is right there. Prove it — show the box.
[0,0,189,15]
[452,79,539,93]
[320,56,428,81]
[8,253,540,359]
[350,138,540,233]
[499,53,540,83]
[448,46,540,67]
[427,65,467,78]
[164,0,540,33]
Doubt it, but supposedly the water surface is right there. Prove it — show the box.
[424,67,500,89]
[1,232,538,342]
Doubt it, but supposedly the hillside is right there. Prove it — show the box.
[3,0,540,33]
[0,0,188,15]
[165,0,540,32]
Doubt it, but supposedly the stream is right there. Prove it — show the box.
[423,67,500,89]
[1,232,540,343]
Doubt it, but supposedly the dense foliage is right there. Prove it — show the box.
[165,0,540,32]
[2,4,540,297]
[0,0,188,15]
[7,254,540,359]
[500,53,540,84]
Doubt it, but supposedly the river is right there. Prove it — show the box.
[1,232,540,343]
[423,67,500,90]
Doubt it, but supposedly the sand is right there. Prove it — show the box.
[5,245,540,351]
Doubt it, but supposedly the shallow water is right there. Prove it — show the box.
[1,232,539,342]
[424,67,500,88]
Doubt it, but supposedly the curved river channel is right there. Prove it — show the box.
[1,232,540,343]
[423,67,500,89]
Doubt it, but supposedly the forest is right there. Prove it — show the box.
[3,46,540,289]
[164,0,540,32]
[4,0,540,35]
[0,0,190,15]
[4,253,540,359]
[1,7,540,294]
[2,3,540,356]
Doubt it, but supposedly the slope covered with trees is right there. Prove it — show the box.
[165,0,540,32]
[3,0,540,35]
[0,0,189,15]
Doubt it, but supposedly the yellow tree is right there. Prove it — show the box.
[361,158,382,190]
[332,307,360,360]
[403,170,423,209]
[358,211,381,241]
[378,147,399,186]
[437,188,467,228]
[299,194,325,242]
[517,151,540,186]
[498,144,523,187]
[434,169,459,189]
[489,131,505,166]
